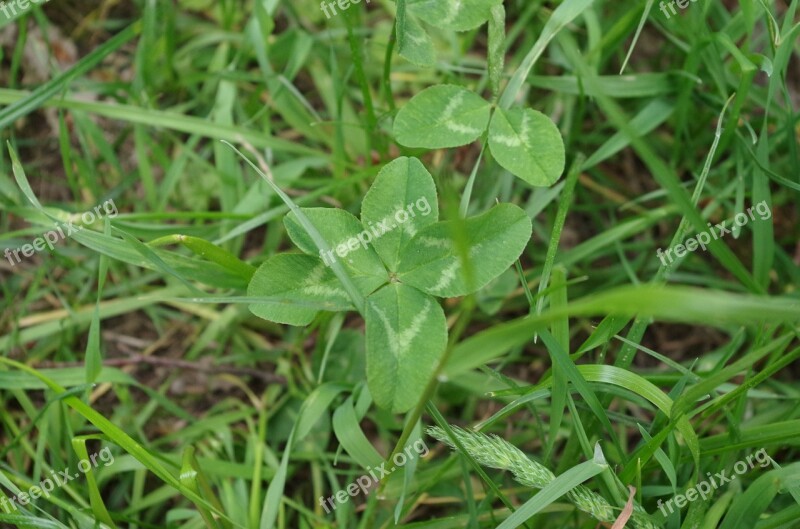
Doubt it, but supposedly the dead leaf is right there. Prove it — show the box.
[611,485,636,529]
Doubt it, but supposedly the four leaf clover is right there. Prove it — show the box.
[248,156,532,412]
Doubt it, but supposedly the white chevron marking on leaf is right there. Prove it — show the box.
[446,122,484,135]
[416,236,453,250]
[491,134,522,146]
[520,111,531,142]
[427,242,485,294]
[438,89,484,137]
[303,284,346,297]
[301,262,346,298]
[441,90,464,121]
[406,30,427,45]
[306,262,327,283]
[442,0,464,26]
[374,299,432,358]
[492,109,532,146]
[401,221,417,238]
[429,260,461,294]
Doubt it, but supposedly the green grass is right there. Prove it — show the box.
[1,1,799,528]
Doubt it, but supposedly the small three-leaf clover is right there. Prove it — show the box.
[393,85,566,187]
[248,156,532,413]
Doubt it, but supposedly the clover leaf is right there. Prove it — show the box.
[365,282,447,413]
[397,203,532,298]
[488,107,566,187]
[248,156,532,413]
[396,11,437,68]
[361,156,439,270]
[393,85,492,149]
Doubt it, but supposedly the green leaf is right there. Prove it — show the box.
[393,85,491,149]
[444,287,800,379]
[498,0,594,110]
[86,219,109,386]
[148,234,257,281]
[488,107,566,186]
[71,437,117,528]
[398,203,532,298]
[285,207,388,279]
[333,396,385,469]
[495,444,609,529]
[179,446,224,529]
[247,254,385,326]
[361,157,439,270]
[365,283,447,413]
[396,9,436,67]
[719,465,800,529]
[408,0,503,31]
